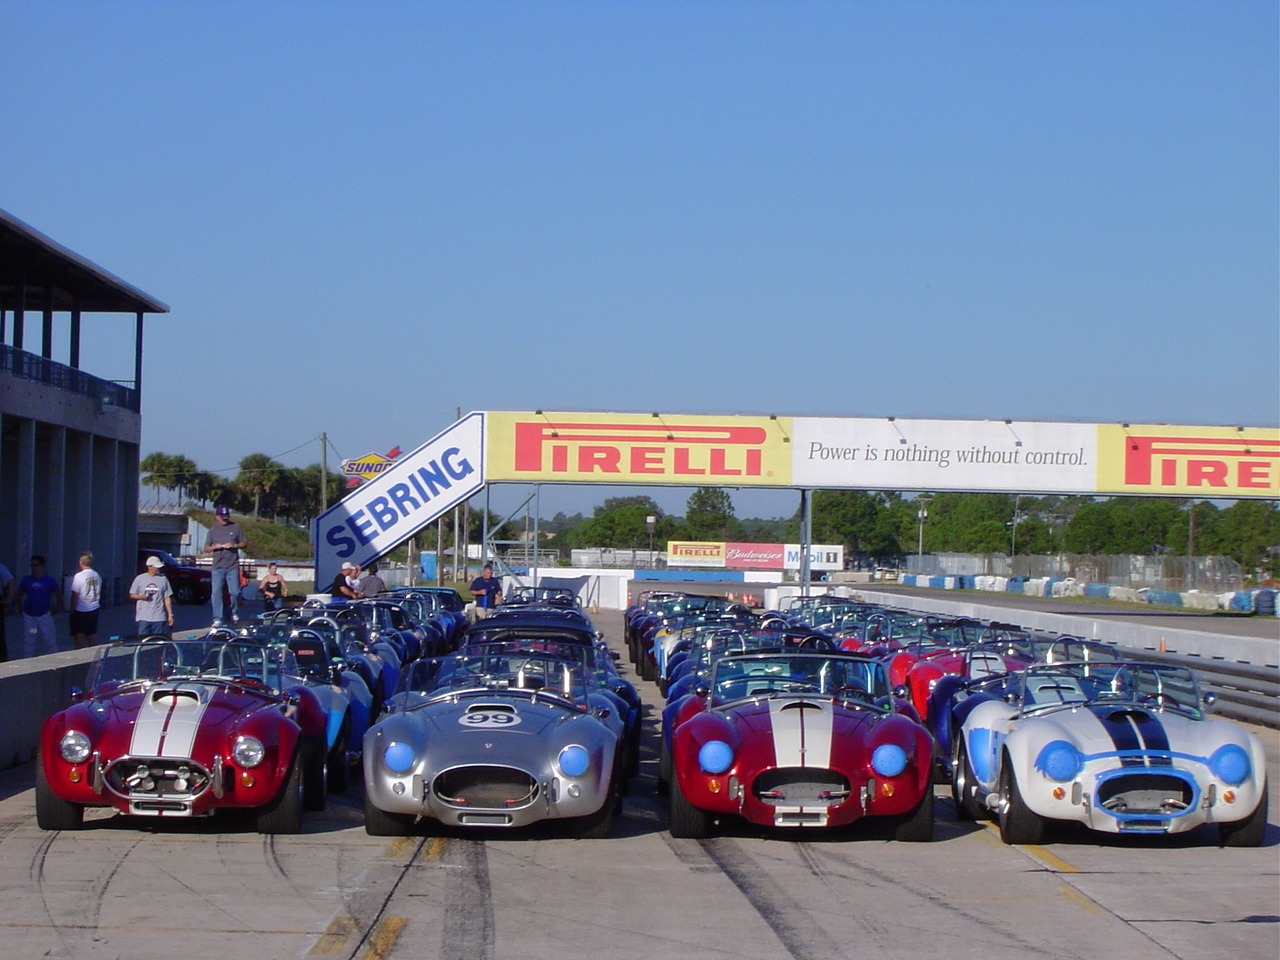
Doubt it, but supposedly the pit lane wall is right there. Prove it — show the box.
[774,585,1278,668]
[0,630,206,772]
[897,574,1279,617]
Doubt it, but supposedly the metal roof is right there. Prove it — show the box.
[0,207,169,314]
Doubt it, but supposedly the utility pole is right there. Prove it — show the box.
[320,432,328,512]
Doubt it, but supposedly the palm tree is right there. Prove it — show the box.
[237,453,283,518]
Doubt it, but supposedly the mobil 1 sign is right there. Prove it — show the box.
[313,412,485,588]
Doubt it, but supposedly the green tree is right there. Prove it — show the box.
[237,453,285,518]
[682,487,741,541]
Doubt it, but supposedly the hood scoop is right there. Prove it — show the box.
[1106,708,1153,723]
[150,688,202,707]
[466,702,515,714]
[778,700,824,712]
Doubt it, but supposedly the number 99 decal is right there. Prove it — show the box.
[458,712,522,727]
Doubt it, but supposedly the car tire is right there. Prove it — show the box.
[35,752,85,831]
[999,761,1045,845]
[301,735,327,811]
[327,718,351,794]
[174,583,195,605]
[893,784,935,842]
[1219,783,1268,847]
[256,748,304,834]
[951,740,986,821]
[656,738,671,796]
[669,772,711,839]
[363,788,413,837]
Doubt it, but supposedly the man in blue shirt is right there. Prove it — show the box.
[15,555,61,659]
[469,564,502,621]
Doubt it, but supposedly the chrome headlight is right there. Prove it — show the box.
[60,731,92,764]
[232,736,265,768]
[558,745,590,778]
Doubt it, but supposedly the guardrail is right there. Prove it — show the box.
[1110,647,1279,728]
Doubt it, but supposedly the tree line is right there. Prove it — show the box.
[540,488,1278,580]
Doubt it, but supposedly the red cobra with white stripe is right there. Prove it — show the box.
[37,639,327,831]
[668,652,934,837]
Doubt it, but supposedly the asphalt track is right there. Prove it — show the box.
[0,610,1275,960]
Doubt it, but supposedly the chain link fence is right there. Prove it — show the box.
[905,552,1244,592]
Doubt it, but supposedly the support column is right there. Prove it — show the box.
[46,425,66,582]
[15,419,36,562]
[799,489,812,597]
[69,299,81,369]
[13,270,25,351]
[66,430,93,555]
[118,441,139,607]
[92,437,120,605]
[133,312,144,400]
[42,285,54,360]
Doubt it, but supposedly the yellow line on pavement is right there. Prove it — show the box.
[423,835,448,860]
[382,836,417,858]
[1025,844,1081,874]
[1056,881,1107,915]
[358,917,408,960]
[309,915,357,955]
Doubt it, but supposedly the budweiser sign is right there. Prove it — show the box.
[487,412,792,485]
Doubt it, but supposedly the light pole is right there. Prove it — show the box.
[916,495,931,572]
[1009,494,1022,557]
[646,515,656,567]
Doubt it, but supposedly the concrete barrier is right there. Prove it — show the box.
[0,629,207,772]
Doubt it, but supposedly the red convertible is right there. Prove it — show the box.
[37,639,328,833]
[668,651,934,840]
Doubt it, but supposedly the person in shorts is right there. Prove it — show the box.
[259,562,288,611]
[15,556,62,658]
[68,551,103,648]
[129,556,174,637]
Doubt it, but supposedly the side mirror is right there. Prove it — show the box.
[69,686,85,704]
[892,684,910,700]
[694,683,711,699]
[1003,691,1020,704]
[330,665,343,686]
[1202,692,1217,713]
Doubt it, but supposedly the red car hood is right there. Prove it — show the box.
[725,697,879,769]
[98,682,280,761]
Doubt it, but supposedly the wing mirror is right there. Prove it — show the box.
[891,684,910,700]
[1201,692,1217,713]
[69,686,85,704]
[694,683,711,699]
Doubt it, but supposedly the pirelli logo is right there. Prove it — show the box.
[1123,434,1279,492]
[502,417,789,483]
[670,542,725,559]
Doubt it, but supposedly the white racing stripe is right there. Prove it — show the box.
[129,684,212,758]
[767,699,833,770]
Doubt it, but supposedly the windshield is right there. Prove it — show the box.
[1018,662,1203,718]
[400,652,589,706]
[90,640,293,693]
[710,654,889,706]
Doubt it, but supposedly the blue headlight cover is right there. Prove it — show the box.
[871,743,909,777]
[383,741,415,774]
[1035,740,1083,782]
[698,740,734,774]
[1208,744,1250,786]
[559,744,590,778]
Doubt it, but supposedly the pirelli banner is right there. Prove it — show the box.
[485,412,1279,499]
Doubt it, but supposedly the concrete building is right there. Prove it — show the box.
[1,208,168,606]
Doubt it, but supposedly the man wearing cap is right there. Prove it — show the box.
[205,504,247,625]
[129,556,174,637]
[329,562,361,599]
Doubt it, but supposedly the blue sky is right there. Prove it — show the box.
[4,1,1276,520]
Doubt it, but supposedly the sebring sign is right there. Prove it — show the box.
[313,413,484,589]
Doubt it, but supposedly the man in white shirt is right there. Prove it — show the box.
[68,552,103,648]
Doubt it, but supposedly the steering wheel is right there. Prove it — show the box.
[798,635,834,651]
[1142,692,1180,709]
[831,684,871,703]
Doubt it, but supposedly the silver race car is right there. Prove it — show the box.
[362,650,621,837]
